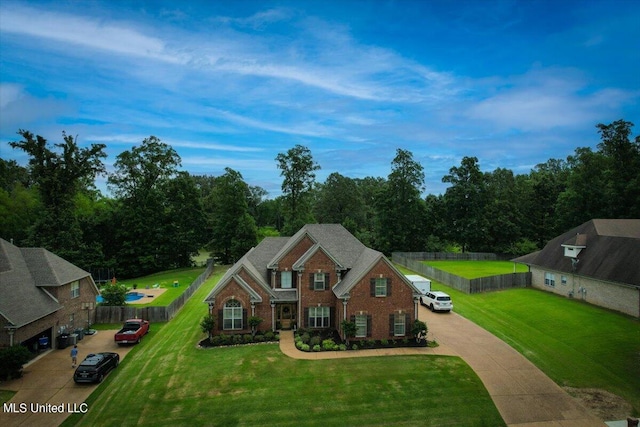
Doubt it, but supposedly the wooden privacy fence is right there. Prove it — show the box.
[95,259,215,324]
[392,252,530,294]
[394,252,513,261]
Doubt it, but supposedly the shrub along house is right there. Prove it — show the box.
[0,238,99,350]
[204,224,423,342]
[514,219,640,317]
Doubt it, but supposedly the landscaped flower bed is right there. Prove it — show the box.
[198,330,280,348]
[294,328,431,352]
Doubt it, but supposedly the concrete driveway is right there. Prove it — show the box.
[0,330,134,427]
[419,306,604,427]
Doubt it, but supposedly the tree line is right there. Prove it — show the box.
[1,120,638,278]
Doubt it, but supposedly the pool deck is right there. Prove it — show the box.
[96,288,167,304]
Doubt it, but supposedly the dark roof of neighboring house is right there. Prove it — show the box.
[0,238,94,328]
[204,224,421,303]
[513,219,640,287]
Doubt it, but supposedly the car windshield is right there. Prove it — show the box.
[80,355,104,366]
[437,296,451,301]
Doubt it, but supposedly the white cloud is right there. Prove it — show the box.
[0,5,178,63]
[465,68,637,131]
[0,83,23,108]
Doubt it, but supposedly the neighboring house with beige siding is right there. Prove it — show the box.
[204,224,423,342]
[514,219,640,317]
[0,238,99,350]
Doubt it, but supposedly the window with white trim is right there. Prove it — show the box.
[314,273,325,290]
[281,271,292,289]
[375,278,387,296]
[70,281,80,298]
[355,314,367,338]
[544,272,555,287]
[561,275,567,285]
[309,306,330,328]
[394,314,406,336]
[223,299,243,330]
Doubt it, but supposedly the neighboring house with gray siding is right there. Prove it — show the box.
[0,238,99,350]
[514,219,640,317]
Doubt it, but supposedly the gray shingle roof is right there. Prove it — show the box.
[0,239,92,328]
[204,224,422,304]
[513,219,640,286]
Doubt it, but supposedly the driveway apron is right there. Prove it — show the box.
[1,330,134,427]
[280,306,604,427]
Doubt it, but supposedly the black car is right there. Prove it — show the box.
[73,352,119,383]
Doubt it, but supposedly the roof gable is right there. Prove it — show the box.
[333,248,422,298]
[293,243,345,271]
[267,224,367,269]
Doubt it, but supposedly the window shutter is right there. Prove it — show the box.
[218,309,223,331]
[304,308,309,328]
[366,315,372,337]
[389,314,394,336]
[350,315,355,323]
[325,273,330,290]
[370,279,376,296]
[243,309,247,330]
[406,314,411,336]
[309,273,314,290]
[329,307,335,328]
[387,278,392,296]
[275,271,280,288]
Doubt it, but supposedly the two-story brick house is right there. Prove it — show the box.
[203,224,423,341]
[0,238,99,350]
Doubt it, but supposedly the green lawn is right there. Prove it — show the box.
[64,267,504,427]
[111,267,205,307]
[397,265,640,414]
[422,260,528,279]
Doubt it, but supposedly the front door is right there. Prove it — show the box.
[277,304,296,330]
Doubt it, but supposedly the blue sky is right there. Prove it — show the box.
[1,0,638,197]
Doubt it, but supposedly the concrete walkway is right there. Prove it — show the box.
[0,330,133,427]
[279,306,605,427]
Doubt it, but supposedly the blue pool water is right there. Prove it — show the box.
[96,291,146,303]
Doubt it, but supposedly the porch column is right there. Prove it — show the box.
[270,300,275,331]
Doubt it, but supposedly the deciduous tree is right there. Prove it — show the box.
[275,145,320,235]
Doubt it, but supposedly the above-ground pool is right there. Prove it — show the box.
[96,291,146,303]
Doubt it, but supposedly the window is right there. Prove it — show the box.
[70,281,80,298]
[394,314,406,336]
[69,313,75,328]
[314,273,325,291]
[223,299,243,330]
[375,278,387,296]
[309,306,330,328]
[355,315,367,338]
[561,275,567,286]
[281,271,292,289]
[544,272,555,287]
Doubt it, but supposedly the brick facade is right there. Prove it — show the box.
[205,224,421,341]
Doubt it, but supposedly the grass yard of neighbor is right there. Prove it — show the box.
[103,267,205,307]
[64,267,505,427]
[397,264,640,415]
[423,260,529,279]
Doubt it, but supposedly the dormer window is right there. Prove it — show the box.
[561,233,587,258]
